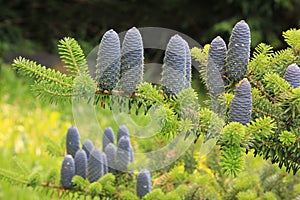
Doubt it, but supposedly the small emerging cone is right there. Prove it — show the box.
[225,20,251,82]
[61,155,75,189]
[66,126,80,158]
[284,63,300,88]
[87,148,104,183]
[117,125,130,143]
[82,139,94,159]
[102,152,108,175]
[102,126,115,151]
[129,146,134,162]
[116,136,131,171]
[104,143,117,174]
[74,149,87,179]
[95,29,121,90]
[229,78,252,125]
[136,169,152,198]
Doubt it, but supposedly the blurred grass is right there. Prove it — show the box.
[0,65,72,199]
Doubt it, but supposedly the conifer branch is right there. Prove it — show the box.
[12,156,31,176]
[252,107,279,120]
[248,77,276,102]
[58,37,89,76]
[263,72,292,97]
[245,117,276,139]
[46,137,65,157]
[0,168,29,185]
[13,57,73,88]
[33,81,74,103]
[283,28,300,52]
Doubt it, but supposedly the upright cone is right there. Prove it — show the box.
[229,78,252,125]
[225,20,251,82]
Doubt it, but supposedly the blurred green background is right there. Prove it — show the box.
[1,0,300,57]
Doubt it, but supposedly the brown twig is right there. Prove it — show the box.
[252,107,280,120]
[248,75,277,102]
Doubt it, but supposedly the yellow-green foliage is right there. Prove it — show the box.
[261,192,278,200]
[283,28,300,52]
[88,182,102,197]
[236,189,258,200]
[144,188,165,200]
[190,44,209,65]
[119,190,139,200]
[220,122,245,177]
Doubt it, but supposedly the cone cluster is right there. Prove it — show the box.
[206,20,251,96]
[60,125,135,189]
[96,27,143,95]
